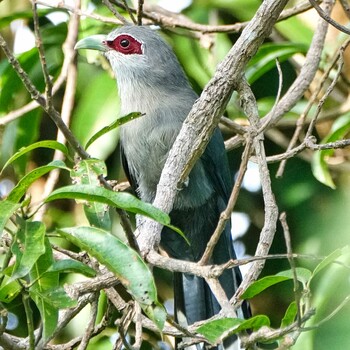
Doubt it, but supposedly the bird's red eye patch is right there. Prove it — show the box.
[104,34,143,55]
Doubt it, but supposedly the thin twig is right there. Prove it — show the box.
[235,78,279,297]
[34,0,81,221]
[339,0,350,20]
[102,0,129,24]
[137,0,144,25]
[262,0,333,128]
[132,303,143,349]
[276,37,350,177]
[309,0,350,35]
[120,0,137,24]
[32,0,53,105]
[77,296,99,350]
[280,212,302,326]
[0,34,89,160]
[258,58,284,133]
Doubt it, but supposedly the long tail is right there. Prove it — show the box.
[174,270,242,350]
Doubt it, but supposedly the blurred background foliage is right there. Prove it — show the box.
[1,0,350,349]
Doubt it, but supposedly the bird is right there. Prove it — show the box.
[75,25,249,350]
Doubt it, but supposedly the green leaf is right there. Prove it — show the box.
[46,259,96,277]
[0,279,22,303]
[311,247,348,280]
[241,275,291,299]
[1,140,69,175]
[85,112,142,149]
[197,318,243,344]
[7,160,70,203]
[277,267,312,287]
[29,238,59,340]
[10,220,46,281]
[58,226,166,330]
[70,159,111,230]
[312,151,336,189]
[46,184,170,226]
[281,301,297,328]
[246,42,308,84]
[31,286,77,309]
[312,112,350,188]
[144,302,167,331]
[196,315,270,344]
[0,200,20,234]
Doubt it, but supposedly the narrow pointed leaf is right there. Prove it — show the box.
[71,159,111,230]
[197,315,270,344]
[1,141,69,175]
[32,287,77,309]
[277,267,312,287]
[29,238,59,340]
[58,226,166,330]
[46,259,96,277]
[0,280,22,303]
[85,112,142,149]
[311,247,348,280]
[311,113,350,188]
[11,220,46,281]
[7,160,70,203]
[241,275,291,299]
[0,200,20,234]
[281,301,297,328]
[46,184,170,226]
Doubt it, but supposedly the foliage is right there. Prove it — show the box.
[1,0,350,349]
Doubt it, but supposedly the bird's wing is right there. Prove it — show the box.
[201,128,232,204]
[120,144,138,193]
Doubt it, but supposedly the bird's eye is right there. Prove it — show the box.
[120,39,130,48]
[107,34,142,55]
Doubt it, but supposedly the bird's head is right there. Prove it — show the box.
[75,25,188,89]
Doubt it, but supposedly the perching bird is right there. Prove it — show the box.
[76,25,249,349]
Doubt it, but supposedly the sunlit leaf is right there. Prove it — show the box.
[46,184,170,226]
[32,286,77,309]
[58,226,166,330]
[85,112,142,149]
[312,113,350,189]
[0,200,20,234]
[246,42,308,84]
[10,219,46,281]
[46,259,96,277]
[29,238,59,340]
[0,279,22,303]
[277,267,312,287]
[71,159,111,230]
[241,275,291,299]
[196,315,270,344]
[1,140,69,175]
[7,160,69,203]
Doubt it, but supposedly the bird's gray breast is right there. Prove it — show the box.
[120,107,214,209]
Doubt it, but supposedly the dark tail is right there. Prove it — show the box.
[172,223,248,349]
[174,268,244,350]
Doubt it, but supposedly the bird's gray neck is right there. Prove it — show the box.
[117,78,165,116]
[117,78,195,120]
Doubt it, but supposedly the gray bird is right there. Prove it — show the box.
[75,25,249,350]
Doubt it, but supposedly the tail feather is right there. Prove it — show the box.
[174,272,242,350]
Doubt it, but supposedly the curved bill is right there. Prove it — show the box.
[74,35,107,51]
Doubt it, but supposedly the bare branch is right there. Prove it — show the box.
[262,0,334,128]
[309,0,350,35]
